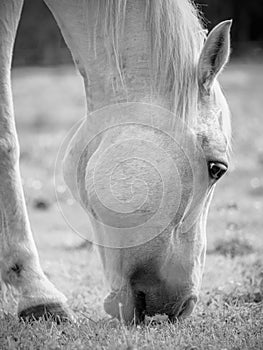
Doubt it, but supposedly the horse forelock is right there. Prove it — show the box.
[85,0,206,126]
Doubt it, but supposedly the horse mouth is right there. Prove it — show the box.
[174,295,197,319]
[133,291,197,323]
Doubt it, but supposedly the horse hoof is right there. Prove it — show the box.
[18,302,76,324]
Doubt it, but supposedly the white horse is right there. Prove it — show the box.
[0,0,231,323]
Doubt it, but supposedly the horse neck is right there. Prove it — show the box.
[81,0,166,111]
[46,0,172,111]
[45,0,202,114]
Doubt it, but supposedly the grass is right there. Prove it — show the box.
[0,62,263,349]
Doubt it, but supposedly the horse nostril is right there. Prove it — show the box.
[177,295,197,318]
[134,290,146,323]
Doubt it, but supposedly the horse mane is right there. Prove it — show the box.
[87,0,206,124]
[147,0,205,123]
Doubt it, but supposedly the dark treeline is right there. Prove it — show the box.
[13,0,263,66]
[197,0,263,54]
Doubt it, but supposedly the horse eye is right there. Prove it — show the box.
[208,162,228,180]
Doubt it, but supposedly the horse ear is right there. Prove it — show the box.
[198,20,232,93]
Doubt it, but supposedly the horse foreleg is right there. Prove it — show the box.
[0,0,72,322]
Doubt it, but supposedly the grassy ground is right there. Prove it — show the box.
[0,62,263,349]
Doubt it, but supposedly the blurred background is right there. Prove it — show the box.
[7,0,263,322]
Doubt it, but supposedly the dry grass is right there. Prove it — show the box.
[0,62,262,349]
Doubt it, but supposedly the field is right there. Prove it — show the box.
[0,62,263,349]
